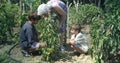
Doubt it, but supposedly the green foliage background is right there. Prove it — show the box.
[0,2,20,44]
[88,0,120,63]
[0,0,120,63]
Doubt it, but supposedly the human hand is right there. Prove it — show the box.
[37,31,41,35]
[69,39,75,45]
[70,45,74,48]
[58,24,62,30]
[40,42,47,47]
[66,39,70,44]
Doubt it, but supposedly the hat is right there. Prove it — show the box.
[37,4,50,16]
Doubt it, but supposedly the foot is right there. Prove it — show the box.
[60,45,65,51]
[21,51,31,57]
[73,51,81,56]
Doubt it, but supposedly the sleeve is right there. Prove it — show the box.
[26,27,33,44]
[75,34,86,44]
[70,34,75,40]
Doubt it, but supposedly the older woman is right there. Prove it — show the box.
[37,0,67,51]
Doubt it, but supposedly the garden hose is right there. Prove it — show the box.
[7,43,22,63]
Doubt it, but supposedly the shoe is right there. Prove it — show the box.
[21,51,31,57]
[60,45,65,51]
[73,51,81,56]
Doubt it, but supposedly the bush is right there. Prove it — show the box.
[69,4,99,25]
[36,16,61,61]
[90,0,120,62]
[0,3,20,44]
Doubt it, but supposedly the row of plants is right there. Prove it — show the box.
[90,0,120,63]
[0,2,20,44]
[69,3,99,25]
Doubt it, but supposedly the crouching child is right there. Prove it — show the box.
[67,24,89,55]
[20,12,47,57]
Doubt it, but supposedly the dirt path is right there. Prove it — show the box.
[0,44,12,54]
[0,44,92,63]
[55,54,92,63]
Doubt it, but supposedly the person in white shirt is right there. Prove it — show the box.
[67,24,89,54]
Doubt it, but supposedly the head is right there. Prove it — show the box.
[28,12,40,24]
[70,24,81,34]
[37,4,50,17]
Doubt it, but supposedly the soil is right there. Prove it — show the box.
[0,44,92,63]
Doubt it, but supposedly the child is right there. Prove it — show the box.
[20,12,46,57]
[67,24,89,54]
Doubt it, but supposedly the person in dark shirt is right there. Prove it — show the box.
[20,12,46,57]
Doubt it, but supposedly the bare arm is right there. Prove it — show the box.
[52,3,66,28]
[69,39,76,45]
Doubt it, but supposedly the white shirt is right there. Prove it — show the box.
[71,33,89,52]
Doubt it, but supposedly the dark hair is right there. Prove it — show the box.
[71,24,82,32]
[28,12,41,21]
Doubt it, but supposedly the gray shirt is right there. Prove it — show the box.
[20,22,38,50]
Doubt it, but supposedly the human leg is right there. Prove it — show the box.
[73,44,87,54]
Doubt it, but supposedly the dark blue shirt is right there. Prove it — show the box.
[20,22,38,50]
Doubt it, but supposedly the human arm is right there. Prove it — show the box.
[52,2,66,29]
[67,33,85,45]
[69,39,76,45]
[35,31,41,42]
[66,34,76,45]
[75,33,88,45]
[26,27,34,44]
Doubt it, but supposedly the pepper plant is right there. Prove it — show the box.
[90,0,120,62]
[36,14,61,61]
